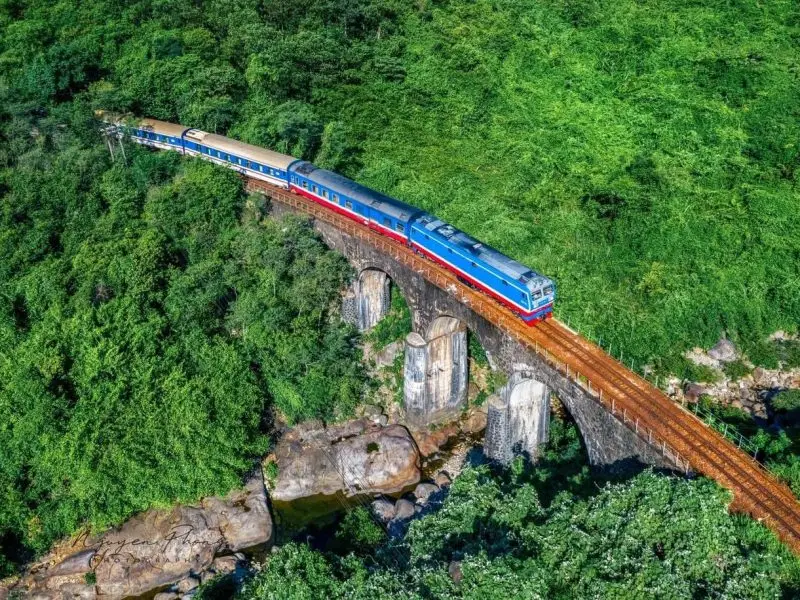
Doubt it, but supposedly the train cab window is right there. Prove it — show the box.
[544,286,553,296]
[383,218,391,227]
[533,290,543,300]
[345,200,353,209]
[395,223,404,232]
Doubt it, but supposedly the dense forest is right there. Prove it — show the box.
[204,423,799,599]
[1,0,799,590]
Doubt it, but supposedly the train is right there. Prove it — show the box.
[96,111,556,324]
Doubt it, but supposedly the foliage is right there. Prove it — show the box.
[333,507,386,555]
[240,423,800,598]
[697,397,800,498]
[2,0,800,581]
[0,124,362,568]
[722,359,751,381]
[364,285,411,351]
[774,389,800,414]
[264,461,279,487]
[468,332,488,368]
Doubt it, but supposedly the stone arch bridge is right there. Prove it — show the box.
[270,197,669,471]
[251,179,800,553]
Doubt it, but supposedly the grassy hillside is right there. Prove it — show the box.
[4,0,798,369]
[2,0,799,577]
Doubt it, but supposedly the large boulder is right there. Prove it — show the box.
[271,423,421,502]
[15,474,272,599]
[708,338,738,363]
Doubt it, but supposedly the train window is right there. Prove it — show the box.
[302,181,308,189]
[383,218,391,227]
[322,189,328,198]
[533,290,543,300]
[333,194,339,203]
[471,262,477,268]
[501,280,508,285]
[395,223,404,232]
[345,200,353,209]
[312,185,318,193]
[544,286,553,295]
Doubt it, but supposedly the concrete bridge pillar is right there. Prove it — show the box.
[484,372,550,464]
[403,316,468,426]
[342,269,391,331]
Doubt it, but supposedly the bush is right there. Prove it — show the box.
[773,390,800,413]
[723,360,751,381]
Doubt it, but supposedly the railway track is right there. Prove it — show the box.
[247,178,800,553]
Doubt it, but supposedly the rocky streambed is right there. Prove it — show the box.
[2,407,487,600]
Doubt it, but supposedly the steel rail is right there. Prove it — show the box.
[246,178,800,553]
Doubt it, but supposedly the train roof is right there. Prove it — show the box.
[187,130,297,170]
[415,214,552,289]
[295,163,422,222]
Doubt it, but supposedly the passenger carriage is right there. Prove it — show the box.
[96,111,556,324]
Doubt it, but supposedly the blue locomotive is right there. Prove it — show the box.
[98,112,555,324]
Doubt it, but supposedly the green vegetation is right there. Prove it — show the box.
[774,389,800,414]
[364,286,411,350]
[333,506,386,556]
[0,123,362,567]
[696,396,800,498]
[722,359,751,381]
[2,0,800,583]
[236,421,800,599]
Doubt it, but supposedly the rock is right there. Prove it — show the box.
[374,340,403,367]
[55,584,96,599]
[461,408,487,434]
[44,549,95,577]
[176,576,199,593]
[684,383,705,401]
[393,499,415,521]
[448,560,463,584]
[709,338,737,363]
[203,475,273,552]
[154,593,179,600]
[413,483,439,504]
[20,474,272,600]
[272,423,420,502]
[434,472,452,487]
[371,499,396,523]
[412,423,460,457]
[210,555,239,576]
[325,418,368,441]
[376,414,389,427]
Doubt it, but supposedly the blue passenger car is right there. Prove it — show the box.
[288,162,423,242]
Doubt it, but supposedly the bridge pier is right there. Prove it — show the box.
[484,372,550,464]
[403,317,468,426]
[342,269,391,331]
